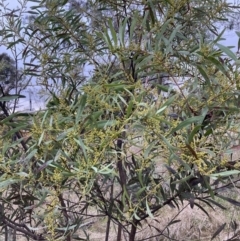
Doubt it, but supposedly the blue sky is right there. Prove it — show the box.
[0,1,45,111]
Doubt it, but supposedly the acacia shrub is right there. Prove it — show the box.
[0,0,240,241]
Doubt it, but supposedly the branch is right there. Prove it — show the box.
[0,101,28,152]
[0,205,45,241]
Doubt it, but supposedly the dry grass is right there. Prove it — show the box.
[4,196,240,241]
[83,196,240,241]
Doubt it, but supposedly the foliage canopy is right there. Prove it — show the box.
[1,0,240,240]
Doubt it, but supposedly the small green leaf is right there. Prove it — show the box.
[197,65,210,85]
[156,105,167,115]
[211,223,226,240]
[38,131,45,146]
[25,149,38,162]
[156,84,169,92]
[236,31,240,38]
[144,140,158,158]
[205,199,226,210]
[161,94,178,108]
[169,25,182,43]
[74,138,88,161]
[119,17,128,47]
[126,100,134,118]
[56,224,77,231]
[76,94,87,124]
[146,199,154,218]
[168,220,181,226]
[193,202,209,217]
[216,43,237,61]
[206,56,227,74]
[95,120,116,129]
[133,212,141,220]
[129,15,137,42]
[108,19,117,47]
[216,194,240,207]
[169,116,203,135]
[0,94,25,101]
[102,30,113,50]
[148,0,156,25]
[25,191,48,210]
[187,125,202,144]
[136,187,146,198]
[2,125,28,138]
[210,170,240,178]
[0,179,20,189]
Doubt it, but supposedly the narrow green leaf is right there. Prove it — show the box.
[207,56,227,74]
[146,199,154,218]
[169,116,203,135]
[126,100,134,118]
[24,149,37,162]
[0,179,20,189]
[108,19,117,47]
[137,170,144,187]
[2,125,28,138]
[144,140,158,159]
[205,199,226,210]
[25,191,48,210]
[187,125,202,144]
[156,84,169,92]
[156,105,167,114]
[27,10,39,15]
[193,202,209,217]
[0,111,29,124]
[216,194,240,207]
[76,94,87,124]
[172,175,194,185]
[95,120,116,129]
[56,224,77,231]
[117,94,127,106]
[169,25,182,43]
[133,212,141,220]
[197,65,210,85]
[40,109,49,128]
[129,15,137,42]
[210,170,240,178]
[0,95,25,101]
[216,43,237,61]
[148,0,156,25]
[157,19,172,39]
[168,220,181,226]
[123,185,130,201]
[211,223,226,240]
[74,138,87,161]
[135,55,153,71]
[38,131,45,146]
[212,28,226,44]
[102,30,113,50]
[119,17,128,47]
[236,31,240,38]
[162,94,178,108]
[7,39,25,49]
[16,172,29,178]
[203,176,214,199]
[136,187,146,198]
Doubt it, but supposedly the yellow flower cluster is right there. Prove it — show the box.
[44,195,60,241]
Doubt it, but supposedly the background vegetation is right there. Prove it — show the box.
[1,0,240,240]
